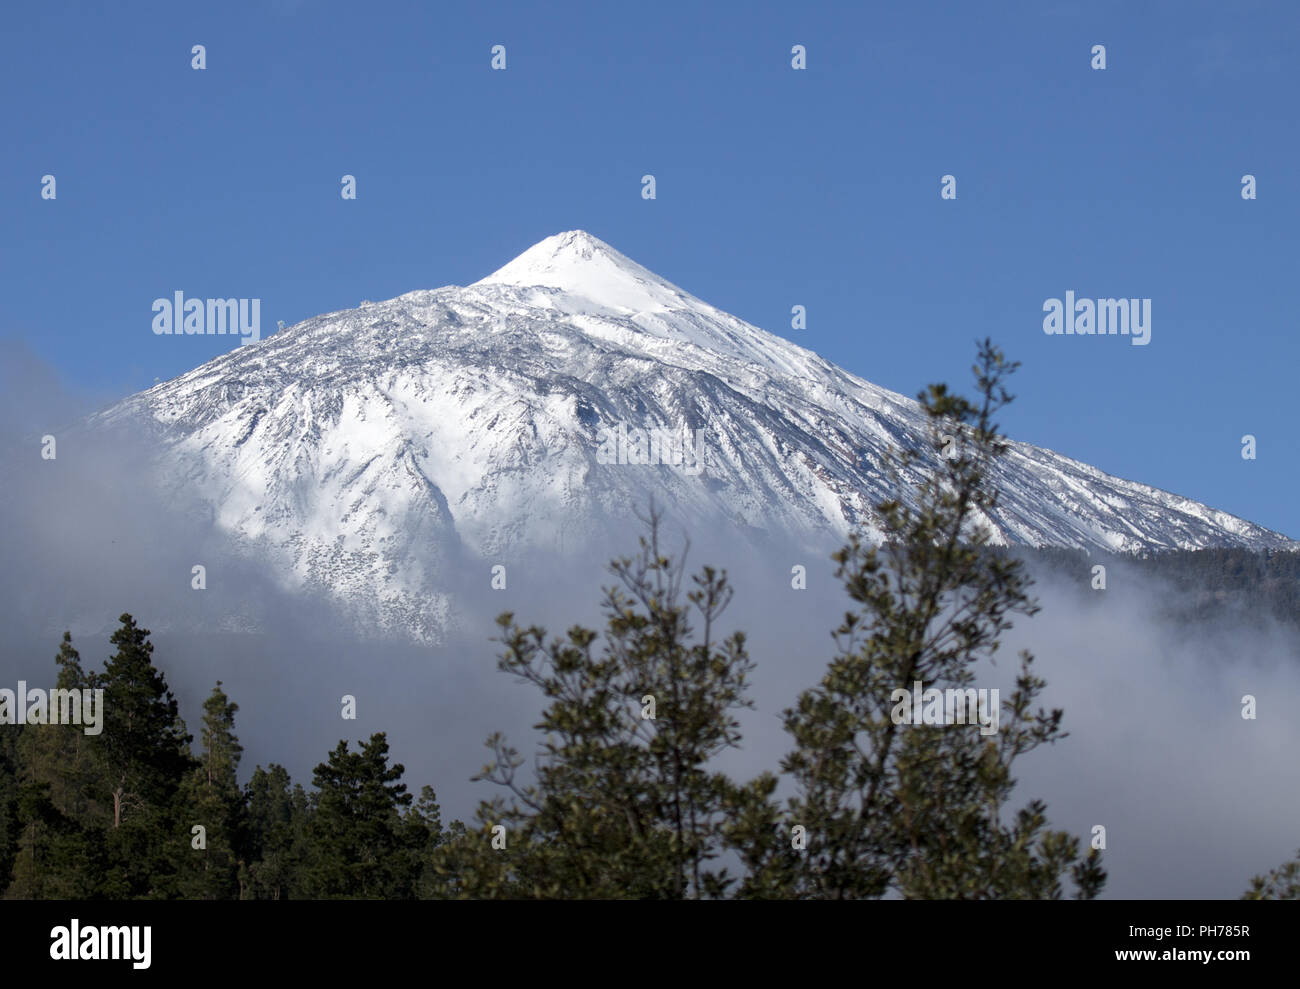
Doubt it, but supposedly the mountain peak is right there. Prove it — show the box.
[472,230,695,314]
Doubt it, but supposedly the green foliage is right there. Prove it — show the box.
[0,728,17,887]
[176,682,245,899]
[4,632,106,898]
[1242,850,1300,899]
[300,733,424,899]
[0,626,444,901]
[441,511,755,899]
[742,340,1104,899]
[97,615,196,898]
[99,615,194,825]
[241,764,308,899]
[3,778,101,899]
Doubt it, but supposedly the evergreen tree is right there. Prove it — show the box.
[2,780,96,899]
[447,508,755,899]
[4,781,59,899]
[176,682,245,899]
[405,784,456,899]
[97,614,195,898]
[740,340,1105,899]
[13,634,105,821]
[301,733,418,898]
[0,726,17,889]
[3,632,106,898]
[1242,850,1300,899]
[243,764,310,899]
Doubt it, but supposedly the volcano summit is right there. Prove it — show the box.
[98,231,1296,640]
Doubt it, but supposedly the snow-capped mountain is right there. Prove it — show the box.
[99,231,1297,640]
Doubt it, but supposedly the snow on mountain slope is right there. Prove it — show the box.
[97,231,1297,640]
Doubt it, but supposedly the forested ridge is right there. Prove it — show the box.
[1008,544,1300,633]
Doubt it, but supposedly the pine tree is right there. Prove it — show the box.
[17,634,107,824]
[405,785,457,899]
[448,508,755,899]
[741,339,1105,899]
[243,764,309,899]
[97,614,195,898]
[0,727,17,890]
[3,632,106,898]
[4,782,59,899]
[301,733,418,898]
[2,780,95,899]
[176,682,245,899]
[1243,850,1300,899]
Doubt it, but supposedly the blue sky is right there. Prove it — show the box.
[3,0,1297,538]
